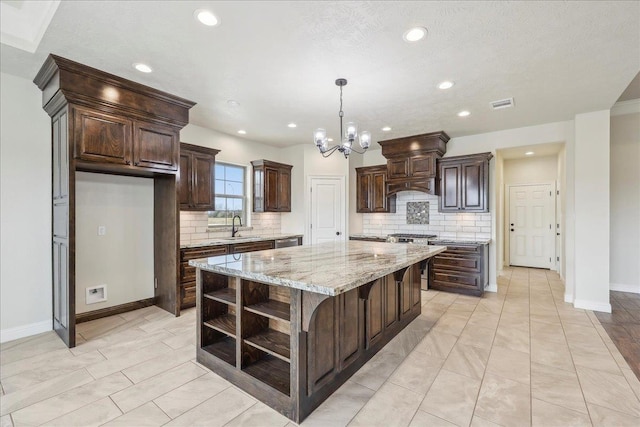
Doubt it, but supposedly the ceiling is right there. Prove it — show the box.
[1,1,639,148]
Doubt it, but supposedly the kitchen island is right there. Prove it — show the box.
[189,240,446,422]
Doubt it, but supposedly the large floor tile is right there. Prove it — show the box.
[111,361,207,414]
[0,333,68,365]
[0,368,94,416]
[493,325,530,354]
[485,345,530,385]
[530,362,587,414]
[576,366,640,417]
[164,388,256,427]
[409,410,457,426]
[474,373,530,426]
[121,344,196,383]
[530,337,575,372]
[350,349,405,391]
[531,398,590,427]
[225,402,290,427]
[419,369,481,427]
[349,382,423,427]
[457,325,496,350]
[10,372,131,426]
[388,350,445,394]
[46,396,122,427]
[412,331,458,360]
[441,343,489,380]
[588,403,640,427]
[302,380,374,427]
[102,401,171,426]
[153,372,230,419]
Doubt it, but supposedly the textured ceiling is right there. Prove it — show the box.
[1,1,639,148]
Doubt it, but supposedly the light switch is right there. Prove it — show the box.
[97,225,106,236]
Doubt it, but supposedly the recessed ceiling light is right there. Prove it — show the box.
[194,9,219,26]
[403,27,427,42]
[382,126,392,132]
[227,100,240,108]
[457,110,470,117]
[525,151,534,156]
[438,81,454,90]
[237,130,246,135]
[327,138,334,142]
[287,123,297,128]
[133,63,152,73]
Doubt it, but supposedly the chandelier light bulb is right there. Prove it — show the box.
[359,131,371,149]
[345,122,358,140]
[313,128,327,146]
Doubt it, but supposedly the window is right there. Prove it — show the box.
[208,163,246,227]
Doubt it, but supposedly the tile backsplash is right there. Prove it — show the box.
[362,191,491,240]
[180,211,282,246]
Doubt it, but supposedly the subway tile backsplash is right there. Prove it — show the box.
[179,211,281,246]
[362,191,492,240]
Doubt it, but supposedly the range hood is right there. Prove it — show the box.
[378,131,449,196]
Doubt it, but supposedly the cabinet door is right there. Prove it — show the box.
[191,152,215,210]
[356,171,372,213]
[74,106,131,165]
[409,154,436,177]
[178,152,191,209]
[461,161,485,211]
[264,167,279,212]
[387,158,409,179]
[133,121,179,171]
[439,163,462,211]
[277,168,291,211]
[371,171,388,212]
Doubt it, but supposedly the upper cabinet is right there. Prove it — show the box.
[378,131,449,196]
[179,143,220,211]
[356,165,396,213]
[73,107,179,173]
[438,152,493,213]
[251,160,292,212]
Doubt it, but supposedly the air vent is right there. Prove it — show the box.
[490,98,514,110]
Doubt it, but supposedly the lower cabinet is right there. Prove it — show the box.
[180,245,229,309]
[428,243,488,296]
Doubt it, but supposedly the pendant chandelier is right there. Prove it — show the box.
[313,78,371,158]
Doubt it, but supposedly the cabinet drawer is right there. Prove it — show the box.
[432,255,481,273]
[181,245,228,261]
[231,240,274,253]
[432,271,480,288]
[181,262,196,283]
[182,283,196,308]
[442,245,482,254]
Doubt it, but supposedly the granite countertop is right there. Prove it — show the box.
[189,240,447,296]
[428,238,491,245]
[181,234,303,249]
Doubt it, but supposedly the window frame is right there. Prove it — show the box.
[207,162,248,228]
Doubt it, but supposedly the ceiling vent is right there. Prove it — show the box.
[490,98,514,110]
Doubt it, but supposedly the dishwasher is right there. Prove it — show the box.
[274,237,300,248]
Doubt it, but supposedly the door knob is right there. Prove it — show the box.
[336,231,341,236]
[510,229,514,232]
[510,223,514,226]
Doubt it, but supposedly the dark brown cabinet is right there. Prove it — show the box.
[428,243,488,296]
[251,160,292,212]
[179,143,219,211]
[356,165,396,213]
[378,132,449,196]
[438,152,492,213]
[73,106,180,172]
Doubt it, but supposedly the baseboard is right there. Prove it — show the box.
[0,319,52,343]
[610,283,640,294]
[573,299,612,313]
[485,282,498,293]
[76,298,155,323]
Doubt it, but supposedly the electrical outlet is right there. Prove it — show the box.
[97,225,106,236]
[86,285,107,304]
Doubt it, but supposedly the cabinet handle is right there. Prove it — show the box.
[134,161,139,166]
[126,160,131,165]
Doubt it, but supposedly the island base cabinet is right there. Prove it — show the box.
[195,263,423,423]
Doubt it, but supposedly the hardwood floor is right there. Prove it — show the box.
[596,291,640,379]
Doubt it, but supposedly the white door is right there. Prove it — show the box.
[309,176,345,245]
[509,184,554,268]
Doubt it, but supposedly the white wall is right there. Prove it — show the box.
[610,112,640,293]
[573,110,611,312]
[0,72,52,341]
[503,156,558,184]
[75,173,154,313]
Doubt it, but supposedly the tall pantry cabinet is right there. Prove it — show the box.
[34,55,195,347]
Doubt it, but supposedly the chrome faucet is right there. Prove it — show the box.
[231,215,242,237]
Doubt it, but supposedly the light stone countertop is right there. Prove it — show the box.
[180,234,303,249]
[189,240,447,296]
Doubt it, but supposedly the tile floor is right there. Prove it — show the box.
[1,267,640,426]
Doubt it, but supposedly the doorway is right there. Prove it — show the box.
[508,183,555,269]
[308,176,346,245]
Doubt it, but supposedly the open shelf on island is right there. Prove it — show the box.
[203,314,236,337]
[202,336,236,366]
[245,329,290,362]
[204,288,236,305]
[245,299,290,322]
[243,354,290,396]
